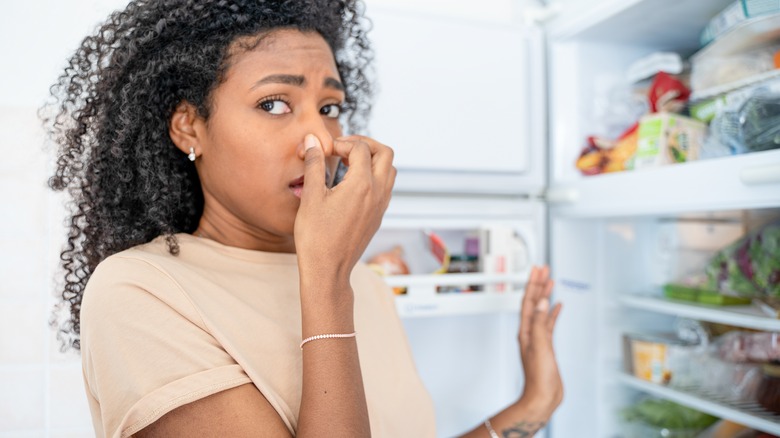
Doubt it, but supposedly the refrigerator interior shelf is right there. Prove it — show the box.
[546,0,733,47]
[550,149,780,218]
[740,161,780,185]
[394,290,523,318]
[693,12,780,61]
[690,69,780,102]
[619,295,780,332]
[619,373,780,436]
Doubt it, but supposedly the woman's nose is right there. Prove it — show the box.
[300,112,336,157]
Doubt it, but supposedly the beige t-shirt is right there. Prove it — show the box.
[80,233,436,437]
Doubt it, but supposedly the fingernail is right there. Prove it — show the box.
[304,134,319,151]
[536,298,549,312]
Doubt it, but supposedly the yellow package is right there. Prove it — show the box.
[632,339,671,384]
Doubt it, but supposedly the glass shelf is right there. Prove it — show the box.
[691,69,780,101]
[619,294,780,331]
[619,373,780,436]
[548,149,780,218]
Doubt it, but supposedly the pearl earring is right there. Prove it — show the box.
[188,147,196,162]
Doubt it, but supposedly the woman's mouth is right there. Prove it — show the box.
[289,175,304,198]
[289,170,332,198]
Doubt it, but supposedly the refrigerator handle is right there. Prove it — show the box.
[740,163,780,185]
[543,187,579,204]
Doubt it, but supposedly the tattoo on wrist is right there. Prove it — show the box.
[501,421,546,438]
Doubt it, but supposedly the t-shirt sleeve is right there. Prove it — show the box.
[80,255,252,438]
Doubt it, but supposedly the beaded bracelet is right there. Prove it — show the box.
[484,418,499,438]
[300,332,357,349]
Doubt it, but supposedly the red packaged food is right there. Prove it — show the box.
[648,71,690,113]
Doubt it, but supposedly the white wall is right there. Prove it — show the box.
[0,1,129,436]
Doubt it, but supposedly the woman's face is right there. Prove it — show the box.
[186,30,344,252]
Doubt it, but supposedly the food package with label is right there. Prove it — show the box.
[633,112,706,169]
[623,333,700,385]
[575,123,640,175]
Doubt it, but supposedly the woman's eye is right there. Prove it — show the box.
[259,100,291,115]
[320,104,341,119]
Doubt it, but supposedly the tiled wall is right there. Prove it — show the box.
[1,1,131,436]
[0,106,93,437]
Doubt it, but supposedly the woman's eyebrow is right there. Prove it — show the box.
[251,74,305,89]
[250,74,344,91]
[324,77,344,91]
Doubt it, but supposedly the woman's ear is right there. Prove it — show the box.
[169,101,203,157]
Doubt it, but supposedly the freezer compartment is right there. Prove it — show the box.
[548,1,780,210]
[364,2,547,194]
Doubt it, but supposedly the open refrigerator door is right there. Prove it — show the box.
[361,1,550,435]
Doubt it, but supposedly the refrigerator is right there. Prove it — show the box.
[359,0,780,436]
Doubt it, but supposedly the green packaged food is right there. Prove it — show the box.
[621,398,719,436]
[663,284,752,306]
[663,284,700,302]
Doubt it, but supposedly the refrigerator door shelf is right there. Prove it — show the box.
[619,374,780,436]
[391,284,524,318]
[548,149,780,218]
[620,294,780,332]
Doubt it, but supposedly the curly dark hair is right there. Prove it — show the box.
[44,0,374,351]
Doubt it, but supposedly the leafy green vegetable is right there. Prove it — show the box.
[621,398,719,430]
[706,222,780,298]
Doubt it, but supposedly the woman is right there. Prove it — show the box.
[45,0,563,436]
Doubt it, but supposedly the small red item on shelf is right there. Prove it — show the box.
[648,71,690,113]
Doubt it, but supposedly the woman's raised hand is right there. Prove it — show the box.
[294,133,396,283]
[518,266,563,413]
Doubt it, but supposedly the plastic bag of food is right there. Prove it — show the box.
[715,331,780,363]
[690,45,780,92]
[705,221,780,298]
[737,92,780,153]
[694,331,777,402]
